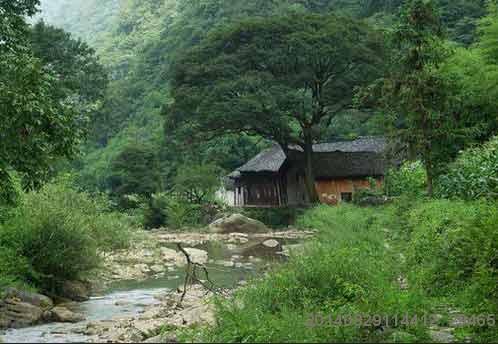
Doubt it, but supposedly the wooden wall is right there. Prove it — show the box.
[315,178,383,205]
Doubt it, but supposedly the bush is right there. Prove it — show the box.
[406,200,498,314]
[384,161,427,197]
[0,180,134,292]
[436,136,498,200]
[200,200,498,343]
[143,193,221,229]
[0,246,33,290]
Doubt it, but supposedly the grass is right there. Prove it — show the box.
[192,200,498,343]
[0,180,135,294]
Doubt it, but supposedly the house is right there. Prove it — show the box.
[227,137,389,207]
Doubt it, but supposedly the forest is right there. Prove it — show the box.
[1,0,498,343]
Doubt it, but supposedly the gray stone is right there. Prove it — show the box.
[216,260,235,267]
[61,281,90,302]
[3,288,53,310]
[182,248,208,265]
[51,306,85,323]
[262,239,279,248]
[209,214,268,234]
[143,333,178,343]
[0,298,44,329]
[150,265,165,273]
[137,264,151,274]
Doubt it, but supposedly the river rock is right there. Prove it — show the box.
[3,288,53,310]
[180,303,215,326]
[150,265,165,273]
[137,264,151,274]
[160,247,182,265]
[262,239,280,248]
[143,333,178,343]
[216,260,235,267]
[61,281,90,302]
[51,306,85,323]
[0,298,44,329]
[182,248,208,264]
[209,214,268,234]
[239,240,281,257]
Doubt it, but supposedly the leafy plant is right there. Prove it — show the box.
[384,161,427,198]
[0,179,134,292]
[436,136,498,200]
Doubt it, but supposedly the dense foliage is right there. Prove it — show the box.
[0,180,134,292]
[169,13,384,202]
[198,199,498,342]
[436,136,498,200]
[0,1,106,205]
[34,0,497,206]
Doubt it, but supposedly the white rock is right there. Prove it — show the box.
[183,248,208,264]
[160,247,179,261]
[150,265,165,273]
[262,239,279,248]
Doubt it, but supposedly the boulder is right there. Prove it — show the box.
[160,247,178,259]
[209,214,268,234]
[61,281,90,302]
[160,247,183,266]
[0,298,44,329]
[3,288,53,310]
[181,304,215,326]
[51,306,85,323]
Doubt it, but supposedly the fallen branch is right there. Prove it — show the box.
[176,243,229,304]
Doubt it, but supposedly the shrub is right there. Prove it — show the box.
[143,193,219,229]
[384,161,427,197]
[406,200,498,314]
[0,180,134,292]
[0,246,33,290]
[202,205,431,343]
[436,136,498,200]
[173,163,221,204]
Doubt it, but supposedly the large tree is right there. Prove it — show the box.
[29,21,108,109]
[168,13,383,202]
[372,0,470,195]
[0,1,104,203]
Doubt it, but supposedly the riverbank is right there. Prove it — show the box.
[91,229,314,291]
[1,226,313,343]
[197,202,498,343]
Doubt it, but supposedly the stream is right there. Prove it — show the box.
[1,234,304,343]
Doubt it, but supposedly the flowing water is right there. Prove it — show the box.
[1,236,300,343]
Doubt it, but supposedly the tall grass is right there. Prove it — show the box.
[198,200,498,343]
[0,180,135,293]
[200,205,431,343]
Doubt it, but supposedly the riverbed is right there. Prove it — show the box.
[1,230,312,343]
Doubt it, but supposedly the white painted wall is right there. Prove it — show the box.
[216,188,235,206]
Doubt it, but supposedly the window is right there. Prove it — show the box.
[341,192,353,203]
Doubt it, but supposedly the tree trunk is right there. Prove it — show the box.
[303,139,320,204]
[424,137,434,197]
[426,170,434,197]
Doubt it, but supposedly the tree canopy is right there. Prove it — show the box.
[0,1,106,203]
[169,13,384,201]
